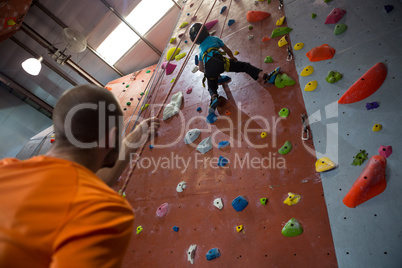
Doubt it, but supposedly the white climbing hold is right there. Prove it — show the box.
[187,244,197,264]
[196,136,213,154]
[213,198,224,210]
[248,35,254,40]
[184,129,201,144]
[210,30,217,35]
[163,91,183,120]
[192,66,199,73]
[176,181,187,192]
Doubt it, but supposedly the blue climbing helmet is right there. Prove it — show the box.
[189,23,209,44]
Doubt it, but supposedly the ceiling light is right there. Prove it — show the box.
[22,56,43,76]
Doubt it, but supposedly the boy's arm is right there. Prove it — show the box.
[221,45,237,60]
[198,60,205,73]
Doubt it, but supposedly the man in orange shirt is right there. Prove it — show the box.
[0,84,160,267]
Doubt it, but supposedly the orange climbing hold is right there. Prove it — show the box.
[343,155,387,208]
[338,62,387,104]
[262,36,270,42]
[105,86,112,91]
[306,44,336,62]
[246,11,270,22]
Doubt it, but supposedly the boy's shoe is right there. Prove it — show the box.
[208,95,219,114]
[264,67,281,84]
[218,75,231,85]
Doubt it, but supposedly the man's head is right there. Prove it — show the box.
[189,23,210,44]
[52,84,123,167]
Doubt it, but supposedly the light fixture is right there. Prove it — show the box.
[22,56,43,76]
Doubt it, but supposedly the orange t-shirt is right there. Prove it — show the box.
[0,156,134,268]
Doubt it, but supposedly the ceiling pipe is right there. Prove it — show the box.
[33,1,125,77]
[20,23,104,87]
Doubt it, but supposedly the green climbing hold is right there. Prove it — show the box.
[146,70,151,73]
[136,225,143,234]
[271,27,293,38]
[264,56,273,63]
[325,71,343,83]
[312,13,317,18]
[334,23,348,35]
[125,85,129,88]
[249,25,253,30]
[279,108,289,118]
[324,0,332,3]
[351,150,368,166]
[267,0,271,3]
[274,73,296,88]
[126,102,131,106]
[282,218,303,237]
[260,198,267,205]
[140,92,144,96]
[278,141,292,155]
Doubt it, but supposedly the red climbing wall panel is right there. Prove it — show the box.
[112,0,338,267]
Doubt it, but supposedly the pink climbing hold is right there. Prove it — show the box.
[156,203,168,217]
[378,146,392,158]
[186,87,193,94]
[325,8,346,24]
[161,62,177,75]
[190,3,194,7]
[205,19,218,31]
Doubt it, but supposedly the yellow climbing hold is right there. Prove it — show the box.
[175,52,187,61]
[261,132,267,138]
[167,47,181,61]
[276,16,286,26]
[315,157,336,172]
[301,65,314,76]
[7,19,16,26]
[284,192,301,206]
[304,80,317,91]
[294,42,304,50]
[236,225,243,232]
[278,36,288,47]
[170,78,175,83]
[234,51,239,55]
[372,124,382,132]
[169,37,176,44]
[141,104,150,111]
[179,22,188,28]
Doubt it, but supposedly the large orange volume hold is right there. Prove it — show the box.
[338,62,387,104]
[306,44,336,62]
[246,11,270,22]
[343,155,387,208]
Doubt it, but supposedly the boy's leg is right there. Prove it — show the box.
[229,59,280,84]
[205,53,225,114]
[207,78,219,114]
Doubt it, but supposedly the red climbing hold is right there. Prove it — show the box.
[246,11,270,22]
[343,155,387,208]
[338,62,387,104]
[306,44,335,62]
[325,8,346,24]
[205,19,218,30]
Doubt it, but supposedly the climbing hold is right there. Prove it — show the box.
[192,66,199,73]
[50,138,55,143]
[137,98,141,101]
[6,19,16,26]
[218,141,230,148]
[163,91,183,120]
[194,55,199,65]
[261,132,267,138]
[378,146,392,158]
[248,35,254,40]
[149,145,154,149]
[282,218,303,237]
[234,51,239,55]
[311,13,317,19]
[274,73,296,88]
[324,0,332,2]
[169,37,176,44]
[248,25,253,30]
[278,36,288,47]
[217,156,228,167]
[161,62,177,75]
[156,203,168,217]
[126,102,131,106]
[264,56,273,63]
[384,5,394,13]
[278,141,292,155]
[294,42,304,50]
[279,108,289,118]
[176,181,187,193]
[187,245,197,264]
[196,107,202,112]
[325,70,343,83]
[123,108,127,111]
[334,23,348,35]
[175,52,187,61]
[173,226,179,232]
[225,110,231,116]
[301,65,314,76]
[366,102,379,110]
[190,3,194,7]
[315,157,336,172]
[236,225,243,232]
[146,70,151,73]
[187,13,190,16]
[372,124,382,132]
[343,155,387,208]
[205,19,218,30]
[325,8,346,24]
[186,87,192,94]
[231,196,248,212]
[197,136,213,154]
[228,19,235,26]
[140,92,144,96]
[271,27,293,38]
[276,16,286,26]
[178,33,184,39]
[304,80,317,92]
[220,6,227,14]
[206,248,221,261]
[210,30,217,36]
[306,44,336,62]
[185,40,188,43]
[262,36,270,42]
[206,113,217,124]
[284,192,301,206]
[140,104,149,111]
[136,226,143,234]
[167,47,181,61]
[260,198,268,205]
[213,198,224,210]
[338,63,387,104]
[184,129,201,144]
[130,98,133,101]
[125,85,129,88]
[246,11,270,22]
[351,150,368,166]
[179,22,188,28]
[191,15,197,21]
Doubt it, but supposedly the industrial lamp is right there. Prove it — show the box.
[21,56,43,76]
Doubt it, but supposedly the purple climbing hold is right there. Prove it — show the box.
[206,113,217,124]
[366,102,379,110]
[205,19,218,31]
[228,19,235,26]
[186,87,193,94]
[196,107,202,112]
[231,196,248,212]
[325,8,346,24]
[206,248,221,260]
[218,156,228,167]
[220,6,227,14]
[173,226,179,232]
[384,5,394,13]
[156,203,168,217]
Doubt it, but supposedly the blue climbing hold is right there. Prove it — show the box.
[366,102,379,110]
[218,75,231,84]
[187,13,190,16]
[195,55,199,65]
[206,248,221,260]
[218,156,228,167]
[173,226,179,232]
[384,5,394,13]
[206,113,217,124]
[218,141,230,148]
[185,40,188,43]
[149,145,154,149]
[228,19,235,26]
[220,6,227,14]
[196,107,202,112]
[231,196,248,212]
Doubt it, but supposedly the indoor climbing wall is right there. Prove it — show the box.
[114,0,340,266]
[285,0,402,267]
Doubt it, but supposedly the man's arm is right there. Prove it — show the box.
[221,45,237,60]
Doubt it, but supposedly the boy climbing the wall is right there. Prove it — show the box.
[189,22,280,114]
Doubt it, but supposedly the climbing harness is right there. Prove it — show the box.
[301,114,309,140]
[201,47,230,87]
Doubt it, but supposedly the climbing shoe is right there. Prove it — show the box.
[208,95,219,114]
[218,75,231,85]
[264,67,281,84]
